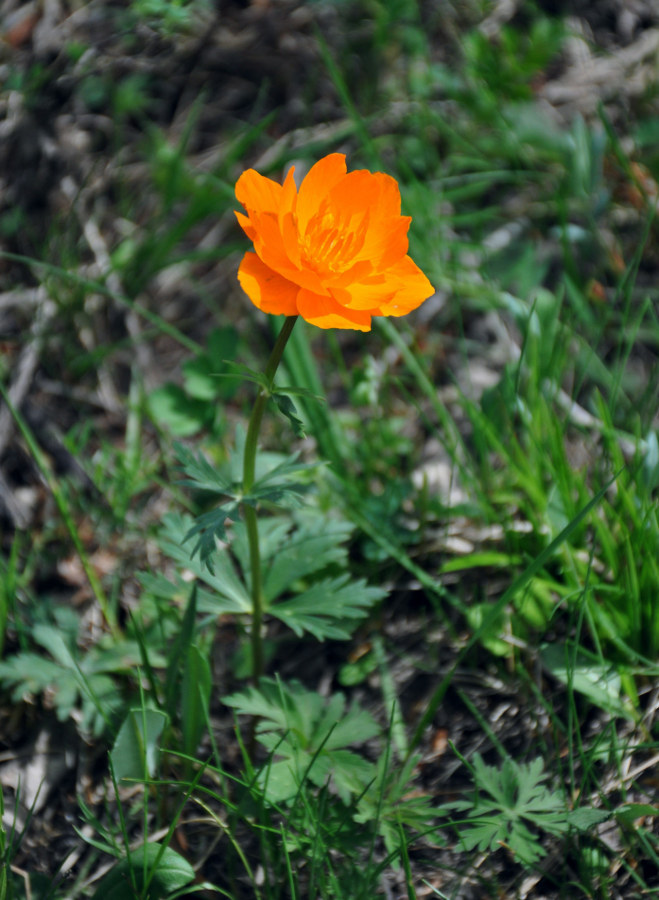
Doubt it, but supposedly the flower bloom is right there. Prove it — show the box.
[235,153,434,331]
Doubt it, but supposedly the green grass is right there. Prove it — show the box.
[0,1,658,898]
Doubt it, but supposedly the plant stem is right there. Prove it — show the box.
[242,316,298,685]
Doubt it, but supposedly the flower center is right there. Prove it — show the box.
[300,209,358,275]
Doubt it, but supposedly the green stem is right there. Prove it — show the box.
[243,316,298,685]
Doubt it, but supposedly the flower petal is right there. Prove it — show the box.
[335,254,434,314]
[296,154,347,233]
[374,256,435,316]
[366,214,410,268]
[326,171,409,267]
[236,168,286,217]
[278,166,298,227]
[332,276,395,311]
[237,252,299,316]
[249,211,329,294]
[237,167,302,272]
[235,210,256,241]
[296,288,373,331]
[326,170,384,222]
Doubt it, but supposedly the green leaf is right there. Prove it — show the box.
[181,328,241,402]
[540,643,635,719]
[181,644,211,763]
[464,601,510,657]
[139,570,247,622]
[174,444,237,496]
[182,501,242,570]
[262,514,353,600]
[224,678,379,804]
[0,653,62,698]
[459,817,504,852]
[338,651,378,686]
[32,623,76,667]
[355,751,443,856]
[182,356,222,401]
[149,384,208,436]
[147,510,381,641]
[176,447,317,570]
[567,808,610,830]
[615,803,659,827]
[213,360,270,389]
[272,391,306,437]
[157,513,251,613]
[164,583,198,713]
[248,453,317,507]
[455,754,569,867]
[251,451,315,487]
[0,646,122,737]
[110,707,168,782]
[270,575,385,640]
[275,384,324,401]
[90,843,195,900]
[234,511,382,640]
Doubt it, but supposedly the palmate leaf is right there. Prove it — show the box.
[144,511,384,640]
[176,441,317,570]
[258,744,374,804]
[224,678,380,804]
[452,754,569,867]
[178,441,316,505]
[262,514,353,600]
[249,483,313,508]
[0,652,63,699]
[183,500,242,569]
[154,503,382,642]
[230,511,384,640]
[355,752,443,856]
[270,575,386,640]
[174,443,237,495]
[0,647,122,736]
[249,452,317,505]
[175,442,243,568]
[458,814,548,866]
[156,513,251,614]
[229,513,352,600]
[138,570,249,620]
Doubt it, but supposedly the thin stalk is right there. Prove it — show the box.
[242,316,298,685]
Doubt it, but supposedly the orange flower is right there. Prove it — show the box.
[235,153,434,331]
